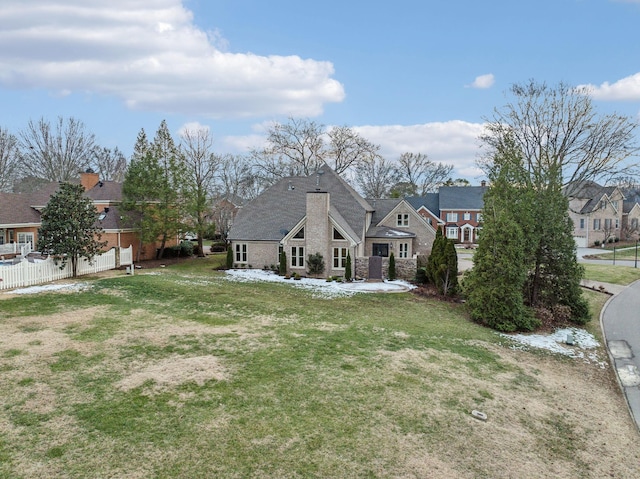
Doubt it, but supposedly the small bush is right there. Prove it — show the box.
[415,267,428,284]
[594,240,600,246]
[179,241,194,257]
[388,252,396,280]
[307,252,325,276]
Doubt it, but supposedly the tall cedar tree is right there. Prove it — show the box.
[123,122,188,260]
[464,140,538,331]
[122,129,163,262]
[37,183,106,277]
[476,80,639,327]
[151,120,188,259]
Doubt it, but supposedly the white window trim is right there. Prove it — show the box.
[446,226,458,239]
[291,246,305,268]
[396,213,409,227]
[446,212,458,222]
[333,247,347,269]
[235,243,247,263]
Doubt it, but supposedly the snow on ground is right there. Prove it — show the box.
[9,283,90,295]
[501,328,607,368]
[223,269,415,299]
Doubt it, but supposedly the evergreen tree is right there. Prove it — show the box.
[37,183,107,277]
[122,129,163,262]
[437,239,458,296]
[388,252,396,280]
[226,246,233,269]
[426,226,445,284]
[152,120,188,259]
[344,251,352,281]
[464,144,538,330]
[279,250,287,276]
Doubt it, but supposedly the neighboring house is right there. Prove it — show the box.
[407,186,487,245]
[566,181,625,247]
[406,193,444,229]
[209,194,243,240]
[0,171,174,261]
[622,189,640,241]
[228,166,437,280]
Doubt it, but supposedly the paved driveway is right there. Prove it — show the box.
[601,280,640,432]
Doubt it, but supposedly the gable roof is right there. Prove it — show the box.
[406,193,440,216]
[228,166,373,242]
[438,186,487,210]
[0,192,42,227]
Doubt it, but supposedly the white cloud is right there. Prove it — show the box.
[0,1,345,118]
[354,121,487,180]
[178,121,210,137]
[467,74,495,89]
[578,73,640,101]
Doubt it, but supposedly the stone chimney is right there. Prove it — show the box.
[305,190,330,264]
[80,169,100,191]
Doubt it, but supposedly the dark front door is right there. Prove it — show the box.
[369,255,383,280]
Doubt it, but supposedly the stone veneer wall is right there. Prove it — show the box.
[355,257,417,281]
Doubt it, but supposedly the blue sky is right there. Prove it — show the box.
[1,0,639,182]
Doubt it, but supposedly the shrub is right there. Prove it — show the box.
[415,267,428,284]
[279,251,287,276]
[388,252,396,280]
[345,251,352,281]
[226,247,233,269]
[594,240,600,246]
[179,241,194,257]
[307,252,325,276]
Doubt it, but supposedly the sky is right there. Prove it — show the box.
[1,0,639,183]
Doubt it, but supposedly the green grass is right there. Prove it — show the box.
[582,263,640,285]
[0,257,637,478]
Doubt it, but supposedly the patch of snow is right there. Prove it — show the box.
[500,327,607,368]
[10,283,90,295]
[223,269,415,299]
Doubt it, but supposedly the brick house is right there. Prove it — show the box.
[566,181,625,247]
[227,165,437,280]
[0,171,175,261]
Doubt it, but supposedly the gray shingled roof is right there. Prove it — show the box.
[228,167,373,242]
[438,186,487,210]
[0,193,41,226]
[368,198,402,224]
[406,193,439,215]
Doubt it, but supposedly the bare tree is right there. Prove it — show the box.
[481,80,639,191]
[180,126,220,256]
[253,118,381,183]
[218,153,263,201]
[326,125,379,174]
[354,155,400,198]
[396,152,453,195]
[253,117,325,179]
[0,127,20,191]
[19,117,96,182]
[91,146,127,182]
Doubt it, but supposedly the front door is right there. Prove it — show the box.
[369,255,383,280]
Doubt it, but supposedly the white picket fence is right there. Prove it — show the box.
[0,246,133,291]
